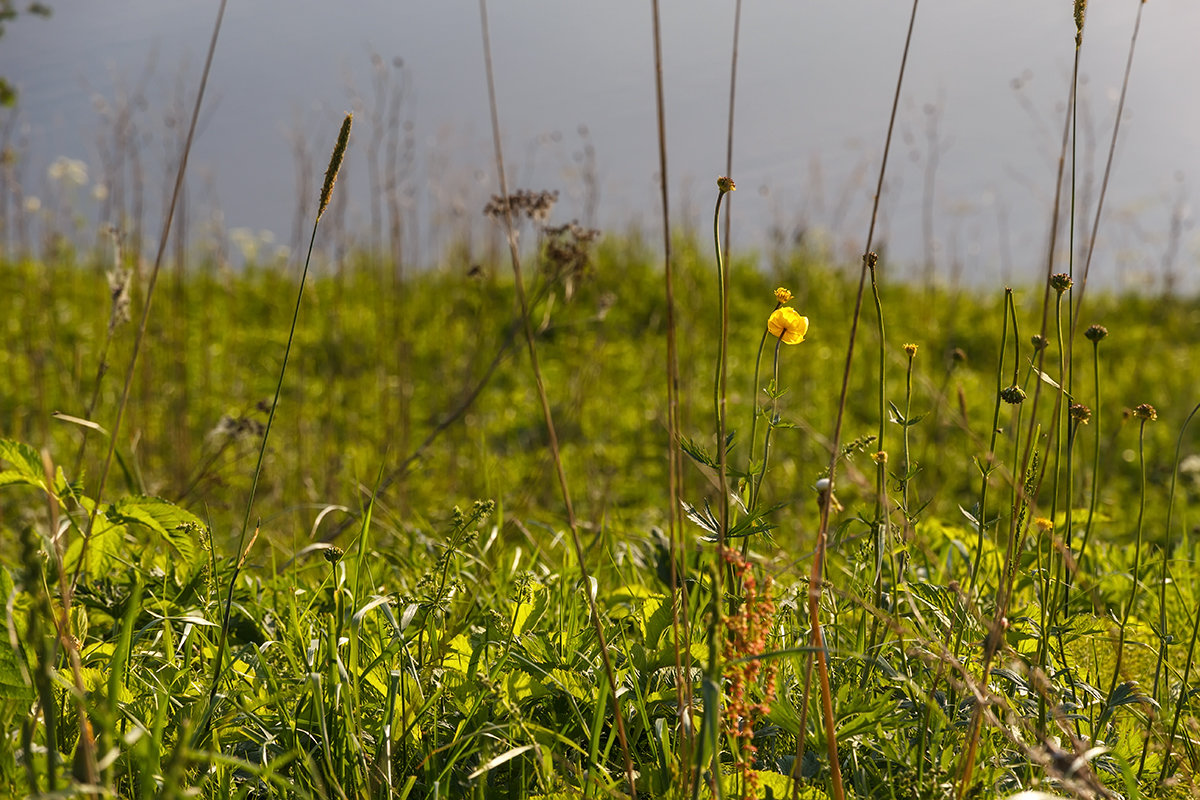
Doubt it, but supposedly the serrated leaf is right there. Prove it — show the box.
[0,439,46,490]
[106,496,203,566]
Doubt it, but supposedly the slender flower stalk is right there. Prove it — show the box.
[1138,401,1200,777]
[1074,324,1107,589]
[198,111,351,748]
[1097,403,1156,742]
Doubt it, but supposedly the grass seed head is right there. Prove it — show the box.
[317,113,353,222]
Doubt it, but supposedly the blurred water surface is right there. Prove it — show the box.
[4,1,1199,289]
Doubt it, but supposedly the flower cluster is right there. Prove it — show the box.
[720,547,778,799]
[483,189,559,225]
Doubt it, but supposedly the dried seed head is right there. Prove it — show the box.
[1050,272,1073,294]
[323,546,344,564]
[1133,403,1157,422]
[1000,384,1027,405]
[717,176,736,194]
[1074,0,1087,46]
[318,113,353,222]
[1084,324,1108,343]
[1031,334,1049,352]
[1069,403,1092,424]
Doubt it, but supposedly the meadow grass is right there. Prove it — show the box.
[3,229,1200,798]
[5,2,1200,798]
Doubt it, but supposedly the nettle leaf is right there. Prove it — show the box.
[106,496,203,566]
[63,518,127,581]
[0,439,46,490]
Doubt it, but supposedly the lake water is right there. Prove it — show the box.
[3,1,1198,290]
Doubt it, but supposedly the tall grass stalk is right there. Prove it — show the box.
[198,111,352,747]
[805,4,919,797]
[71,0,227,592]
[1071,0,1146,329]
[648,0,695,783]
[477,2,635,793]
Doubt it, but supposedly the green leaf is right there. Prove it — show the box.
[0,439,46,489]
[106,495,204,566]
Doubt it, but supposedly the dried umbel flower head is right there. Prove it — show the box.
[483,189,559,225]
[1069,403,1092,424]
[717,175,736,194]
[767,307,808,344]
[1000,384,1027,405]
[1133,403,1157,422]
[541,221,601,300]
[774,287,793,304]
[903,342,919,358]
[1084,324,1108,343]
[1050,272,1073,294]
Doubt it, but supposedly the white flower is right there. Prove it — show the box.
[48,156,89,187]
[23,196,41,213]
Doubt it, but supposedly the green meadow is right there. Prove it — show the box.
[4,2,1200,799]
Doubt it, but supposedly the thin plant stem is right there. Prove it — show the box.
[1074,334,1105,580]
[1072,0,1146,332]
[197,112,352,748]
[1098,409,1154,742]
[71,0,227,593]
[720,0,743,278]
[649,0,694,783]
[968,290,1015,596]
[1138,401,1200,777]
[749,337,784,515]
[477,3,635,794]
[960,13,1084,792]
[806,3,920,795]
[860,254,891,689]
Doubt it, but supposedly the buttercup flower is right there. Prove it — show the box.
[767,307,808,344]
[774,287,793,304]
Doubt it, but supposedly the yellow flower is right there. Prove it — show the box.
[774,287,793,304]
[717,176,736,194]
[767,307,808,344]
